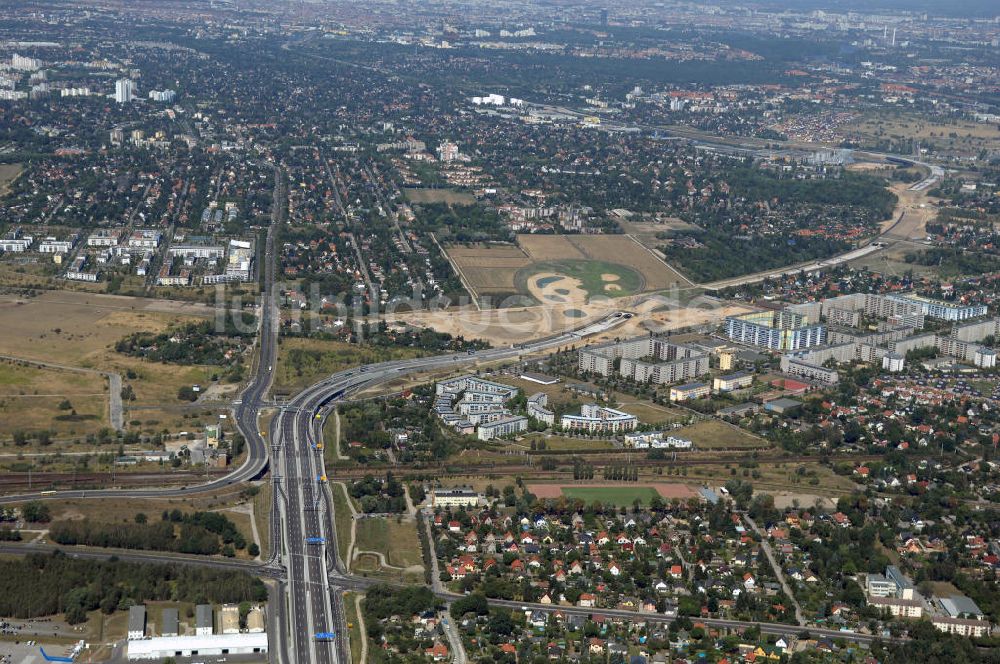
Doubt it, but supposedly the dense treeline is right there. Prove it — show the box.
[726,170,896,217]
[904,248,1000,275]
[363,584,439,623]
[339,393,455,464]
[349,473,407,513]
[115,318,254,367]
[0,552,266,623]
[359,321,489,353]
[412,202,510,242]
[872,620,998,664]
[49,510,247,556]
[662,231,850,282]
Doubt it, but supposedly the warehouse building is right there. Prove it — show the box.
[195,604,213,636]
[126,633,268,660]
[128,605,146,640]
[160,608,179,637]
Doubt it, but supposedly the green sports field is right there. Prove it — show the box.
[560,486,661,507]
[517,260,643,298]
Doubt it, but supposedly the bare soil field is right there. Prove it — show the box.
[847,178,941,278]
[391,298,752,348]
[619,217,702,236]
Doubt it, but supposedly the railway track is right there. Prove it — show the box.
[0,452,896,493]
[322,453,889,481]
[0,469,234,492]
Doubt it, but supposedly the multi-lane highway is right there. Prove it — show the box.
[0,139,939,660]
[270,309,634,663]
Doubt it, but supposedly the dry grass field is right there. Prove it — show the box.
[0,360,108,436]
[671,419,768,450]
[844,113,1000,159]
[494,376,688,427]
[0,163,22,196]
[403,187,476,205]
[445,242,531,297]
[274,336,428,393]
[0,291,226,437]
[21,490,260,559]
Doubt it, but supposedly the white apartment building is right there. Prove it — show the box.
[561,404,637,434]
[477,415,528,441]
[527,392,555,426]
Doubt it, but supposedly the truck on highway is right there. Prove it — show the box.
[315,632,336,641]
[305,537,326,545]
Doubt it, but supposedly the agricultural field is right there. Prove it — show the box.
[444,242,531,301]
[445,233,688,306]
[403,187,476,205]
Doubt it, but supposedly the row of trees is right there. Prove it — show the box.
[49,510,250,556]
[0,551,267,624]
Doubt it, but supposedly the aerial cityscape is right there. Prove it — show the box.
[0,0,997,662]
